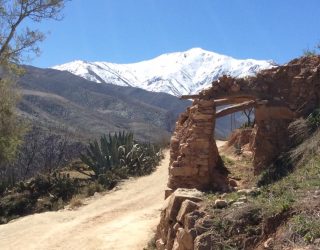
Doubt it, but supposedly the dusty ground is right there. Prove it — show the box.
[0,142,228,250]
[0,151,169,250]
[216,140,226,148]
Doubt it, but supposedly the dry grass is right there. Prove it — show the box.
[289,128,320,167]
[288,118,312,145]
[220,153,256,189]
[69,196,84,209]
[198,116,320,249]
[60,170,93,180]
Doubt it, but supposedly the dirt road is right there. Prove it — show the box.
[0,142,227,250]
[216,140,226,148]
[0,151,170,250]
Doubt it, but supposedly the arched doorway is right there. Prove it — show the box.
[168,96,258,191]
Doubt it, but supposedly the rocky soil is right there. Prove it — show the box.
[156,132,320,250]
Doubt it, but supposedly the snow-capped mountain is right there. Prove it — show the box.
[52,48,275,96]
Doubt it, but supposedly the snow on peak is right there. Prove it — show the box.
[52,48,275,96]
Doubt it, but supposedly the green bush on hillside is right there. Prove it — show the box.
[80,132,134,176]
[258,109,320,186]
[0,172,80,223]
[307,108,320,131]
[290,213,320,243]
[80,131,162,188]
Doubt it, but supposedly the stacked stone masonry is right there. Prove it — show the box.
[168,56,320,191]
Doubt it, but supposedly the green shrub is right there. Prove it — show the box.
[49,172,78,201]
[80,131,163,187]
[80,131,134,175]
[22,173,79,201]
[97,171,120,189]
[307,108,320,131]
[0,181,9,196]
[257,113,320,186]
[0,192,34,218]
[85,182,104,196]
[257,154,293,186]
[290,214,320,243]
[118,143,162,176]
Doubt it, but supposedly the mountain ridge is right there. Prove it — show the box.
[17,66,191,142]
[52,48,275,96]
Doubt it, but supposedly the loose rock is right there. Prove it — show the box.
[214,199,228,208]
[263,237,274,249]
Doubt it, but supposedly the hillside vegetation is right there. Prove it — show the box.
[201,113,320,249]
[0,131,163,224]
[18,66,191,142]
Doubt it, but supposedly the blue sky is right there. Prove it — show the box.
[28,0,320,68]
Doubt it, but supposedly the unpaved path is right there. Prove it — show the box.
[216,140,226,148]
[0,142,227,250]
[0,151,170,250]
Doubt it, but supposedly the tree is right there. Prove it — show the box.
[0,0,68,164]
[0,0,67,63]
[0,77,22,163]
[13,127,83,179]
[242,107,254,128]
[303,42,320,56]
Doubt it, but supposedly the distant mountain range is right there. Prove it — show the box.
[17,66,191,142]
[15,49,274,142]
[53,48,275,96]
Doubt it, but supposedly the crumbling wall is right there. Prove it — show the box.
[168,99,229,191]
[168,56,320,191]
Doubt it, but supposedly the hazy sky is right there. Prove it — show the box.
[28,0,320,68]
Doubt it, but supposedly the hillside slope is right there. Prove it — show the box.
[17,66,191,141]
[17,66,239,140]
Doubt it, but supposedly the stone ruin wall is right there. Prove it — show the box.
[168,56,320,191]
[168,99,229,191]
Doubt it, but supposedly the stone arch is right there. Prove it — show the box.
[168,56,320,192]
[167,96,259,191]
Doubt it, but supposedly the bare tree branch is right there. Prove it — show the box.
[0,0,68,63]
[243,107,254,127]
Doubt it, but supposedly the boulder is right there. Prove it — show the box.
[166,189,203,222]
[214,199,228,208]
[175,228,194,250]
[184,210,206,231]
[194,232,215,250]
[156,189,203,250]
[237,188,259,196]
[176,199,200,223]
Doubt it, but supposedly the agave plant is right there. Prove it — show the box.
[80,131,163,184]
[118,143,162,176]
[80,132,134,175]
